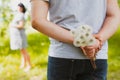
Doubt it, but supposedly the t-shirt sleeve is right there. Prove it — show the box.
[30,0,49,2]
[44,0,49,2]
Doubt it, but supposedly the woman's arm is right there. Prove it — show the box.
[16,20,25,29]
[31,0,73,44]
[95,0,120,42]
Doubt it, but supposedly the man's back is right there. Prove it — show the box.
[48,0,108,59]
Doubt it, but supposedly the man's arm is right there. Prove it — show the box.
[31,0,73,44]
[81,0,120,58]
[95,0,120,42]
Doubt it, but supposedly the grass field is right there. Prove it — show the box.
[107,27,120,80]
[0,30,49,80]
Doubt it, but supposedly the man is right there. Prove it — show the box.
[30,0,120,80]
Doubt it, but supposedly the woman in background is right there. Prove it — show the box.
[9,3,31,72]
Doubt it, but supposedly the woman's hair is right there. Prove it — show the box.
[18,3,26,13]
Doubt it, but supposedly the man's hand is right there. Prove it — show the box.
[81,38,100,58]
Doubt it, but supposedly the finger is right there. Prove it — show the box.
[80,47,87,56]
[84,47,94,51]
[85,46,94,49]
[86,49,96,58]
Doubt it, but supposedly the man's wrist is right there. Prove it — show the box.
[95,36,103,50]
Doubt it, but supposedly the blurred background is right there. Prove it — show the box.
[0,0,120,80]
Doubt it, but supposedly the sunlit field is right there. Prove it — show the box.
[0,0,120,80]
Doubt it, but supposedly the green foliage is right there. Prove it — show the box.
[0,0,13,39]
[0,24,7,39]
[0,0,13,23]
[118,0,120,5]
[107,27,120,80]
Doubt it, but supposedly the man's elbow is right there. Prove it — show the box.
[107,10,120,19]
[31,19,38,29]
[31,18,48,31]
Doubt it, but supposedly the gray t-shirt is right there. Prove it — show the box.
[46,0,108,59]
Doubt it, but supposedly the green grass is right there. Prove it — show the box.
[0,27,120,80]
[107,27,120,80]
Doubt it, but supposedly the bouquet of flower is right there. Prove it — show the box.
[71,25,97,69]
[71,25,96,47]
